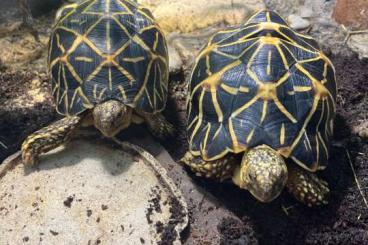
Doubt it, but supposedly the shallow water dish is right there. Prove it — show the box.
[0,138,188,244]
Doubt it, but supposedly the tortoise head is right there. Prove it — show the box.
[92,100,132,137]
[233,145,288,202]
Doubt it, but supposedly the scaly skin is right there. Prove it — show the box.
[142,113,175,139]
[21,100,173,166]
[181,151,238,181]
[92,101,133,137]
[286,165,329,207]
[234,145,288,203]
[21,115,82,166]
[182,145,330,207]
[21,100,132,166]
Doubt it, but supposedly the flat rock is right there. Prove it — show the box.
[138,0,264,33]
[0,138,188,244]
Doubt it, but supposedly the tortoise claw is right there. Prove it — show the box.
[21,149,38,167]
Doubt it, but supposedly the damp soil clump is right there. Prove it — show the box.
[218,217,258,245]
[157,196,187,245]
[144,182,187,244]
[145,186,163,224]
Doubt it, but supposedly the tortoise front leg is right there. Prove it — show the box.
[141,113,174,139]
[21,115,82,166]
[286,165,330,207]
[181,151,238,181]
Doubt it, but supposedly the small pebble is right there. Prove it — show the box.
[288,14,311,30]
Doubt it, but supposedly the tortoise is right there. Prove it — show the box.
[21,0,173,166]
[182,10,337,207]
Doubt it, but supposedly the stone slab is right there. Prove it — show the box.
[0,138,188,244]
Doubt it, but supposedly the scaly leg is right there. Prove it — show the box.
[286,165,329,207]
[142,113,174,139]
[181,151,238,181]
[21,115,82,166]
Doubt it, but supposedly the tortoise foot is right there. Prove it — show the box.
[287,166,330,207]
[144,113,175,139]
[181,151,237,181]
[21,116,82,166]
[22,149,38,166]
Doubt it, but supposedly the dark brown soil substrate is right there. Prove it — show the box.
[0,70,55,161]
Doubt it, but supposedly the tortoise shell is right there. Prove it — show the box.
[48,0,168,116]
[187,10,337,172]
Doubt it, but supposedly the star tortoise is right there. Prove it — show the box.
[182,10,337,207]
[22,0,173,165]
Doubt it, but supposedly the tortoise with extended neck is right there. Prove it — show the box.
[182,10,337,207]
[22,0,173,165]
